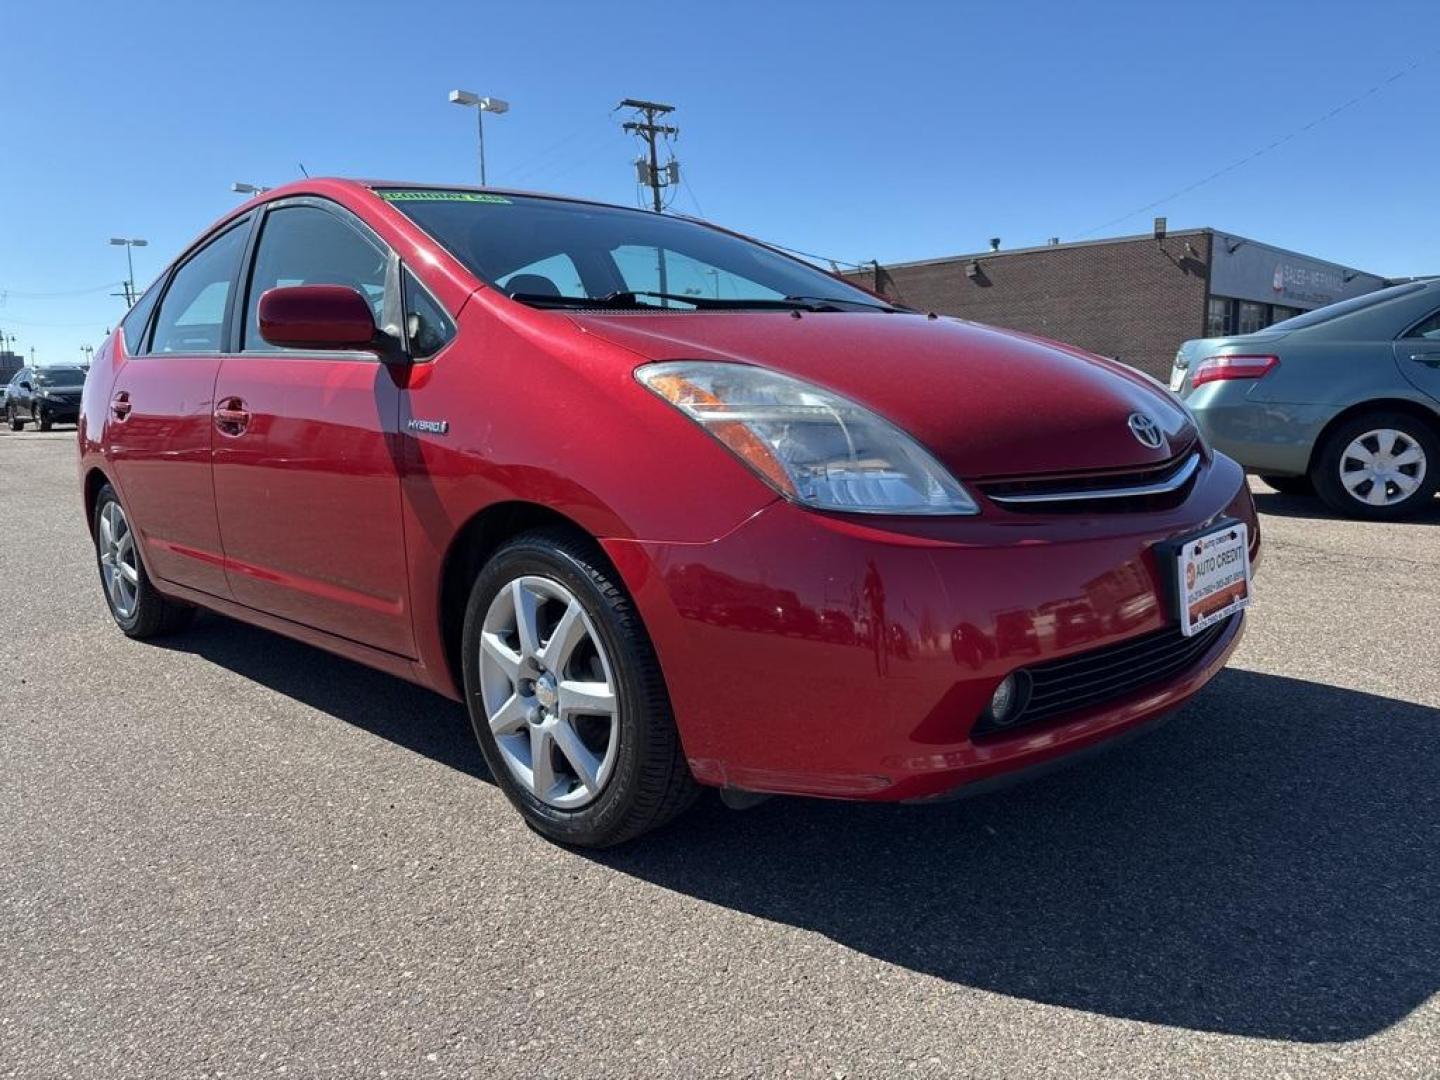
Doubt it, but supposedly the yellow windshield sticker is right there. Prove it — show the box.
[378,190,511,204]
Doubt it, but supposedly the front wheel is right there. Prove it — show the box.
[460,529,698,847]
[37,408,52,432]
[93,484,196,638]
[1311,412,1439,520]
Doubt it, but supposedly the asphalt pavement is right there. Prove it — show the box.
[2,428,1436,1079]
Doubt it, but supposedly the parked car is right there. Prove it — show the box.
[6,365,87,431]
[79,179,1260,846]
[1172,279,1440,519]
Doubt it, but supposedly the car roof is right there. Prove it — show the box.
[251,177,661,221]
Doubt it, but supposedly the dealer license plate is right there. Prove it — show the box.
[1175,522,1251,636]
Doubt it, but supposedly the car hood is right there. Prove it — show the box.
[569,311,1194,478]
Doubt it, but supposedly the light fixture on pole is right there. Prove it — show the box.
[109,237,148,306]
[448,89,510,185]
[232,181,270,195]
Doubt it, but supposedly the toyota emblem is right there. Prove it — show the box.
[1128,412,1164,449]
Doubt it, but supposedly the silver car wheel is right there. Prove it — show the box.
[478,575,619,810]
[1339,428,1427,507]
[98,500,140,620]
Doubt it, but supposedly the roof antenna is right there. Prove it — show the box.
[297,162,310,178]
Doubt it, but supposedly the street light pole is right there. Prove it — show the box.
[448,90,510,185]
[109,237,148,306]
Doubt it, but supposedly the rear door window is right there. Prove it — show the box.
[149,223,250,354]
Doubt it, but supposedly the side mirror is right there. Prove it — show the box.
[258,285,379,351]
[19,382,31,391]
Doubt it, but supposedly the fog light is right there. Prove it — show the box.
[980,670,1032,732]
[990,675,1018,724]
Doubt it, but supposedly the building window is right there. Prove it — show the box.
[1237,301,1268,336]
[1271,305,1302,325]
[1206,296,1234,337]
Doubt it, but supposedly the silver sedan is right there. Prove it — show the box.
[1172,279,1440,519]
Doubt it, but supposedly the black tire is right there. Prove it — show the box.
[37,408,52,432]
[460,528,698,847]
[1259,473,1314,497]
[6,406,21,432]
[1310,411,1439,520]
[93,484,196,639]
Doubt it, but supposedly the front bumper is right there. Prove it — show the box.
[34,398,81,421]
[604,452,1259,802]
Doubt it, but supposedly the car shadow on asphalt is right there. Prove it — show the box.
[158,614,490,781]
[161,618,1437,1044]
[1251,489,1440,525]
[590,668,1438,1044]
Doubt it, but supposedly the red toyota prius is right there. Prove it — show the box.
[79,180,1258,846]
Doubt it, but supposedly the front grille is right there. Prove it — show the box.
[980,448,1200,513]
[973,614,1235,738]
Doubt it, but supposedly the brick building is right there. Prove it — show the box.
[848,229,1387,379]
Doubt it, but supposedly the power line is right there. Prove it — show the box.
[0,282,124,300]
[506,115,617,186]
[1074,52,1436,239]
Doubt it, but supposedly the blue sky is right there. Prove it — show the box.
[2,0,1437,364]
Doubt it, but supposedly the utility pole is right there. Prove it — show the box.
[620,98,679,213]
[620,99,680,300]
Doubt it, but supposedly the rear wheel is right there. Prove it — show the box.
[1259,474,1314,497]
[6,406,21,431]
[93,484,196,638]
[1311,412,1439,520]
[460,528,698,847]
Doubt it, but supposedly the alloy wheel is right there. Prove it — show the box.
[478,575,620,810]
[1338,428,1427,507]
[98,500,140,619]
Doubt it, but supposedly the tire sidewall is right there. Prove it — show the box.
[460,536,663,846]
[93,485,144,634]
[1313,412,1439,519]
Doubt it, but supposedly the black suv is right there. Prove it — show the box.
[5,366,87,431]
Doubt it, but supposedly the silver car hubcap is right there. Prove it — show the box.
[479,576,619,810]
[98,500,140,620]
[1339,428,1427,507]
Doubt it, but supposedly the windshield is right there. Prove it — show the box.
[377,189,897,312]
[33,368,86,386]
[1266,282,1427,331]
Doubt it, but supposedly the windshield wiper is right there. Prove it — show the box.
[607,290,828,310]
[784,294,912,313]
[506,289,909,313]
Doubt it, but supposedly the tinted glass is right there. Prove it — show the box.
[120,279,164,355]
[150,223,249,354]
[378,190,885,311]
[244,205,388,350]
[1267,282,1426,331]
[1403,309,1440,340]
[403,270,454,359]
[33,368,86,386]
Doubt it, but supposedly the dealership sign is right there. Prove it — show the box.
[1211,236,1382,310]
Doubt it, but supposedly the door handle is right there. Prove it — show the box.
[1407,353,1440,369]
[214,398,252,435]
[111,391,132,419]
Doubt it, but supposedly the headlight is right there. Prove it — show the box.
[636,361,978,515]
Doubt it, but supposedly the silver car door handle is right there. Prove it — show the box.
[1408,353,1440,368]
